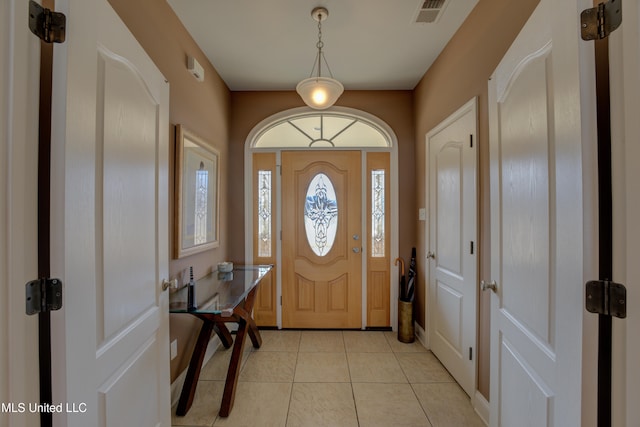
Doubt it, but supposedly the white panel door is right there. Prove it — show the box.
[488,0,593,424]
[50,0,171,426]
[427,98,477,398]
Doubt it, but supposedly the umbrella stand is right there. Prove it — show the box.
[395,256,414,343]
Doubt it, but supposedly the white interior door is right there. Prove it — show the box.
[488,0,594,424]
[427,97,477,398]
[611,1,640,425]
[50,0,171,426]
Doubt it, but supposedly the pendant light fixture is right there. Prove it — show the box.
[296,7,344,110]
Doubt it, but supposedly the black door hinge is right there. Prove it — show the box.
[28,0,66,44]
[586,280,626,318]
[26,278,63,315]
[580,0,622,41]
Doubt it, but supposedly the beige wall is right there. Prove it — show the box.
[228,90,416,264]
[413,0,539,400]
[108,0,231,381]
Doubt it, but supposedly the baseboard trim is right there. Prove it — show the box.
[415,322,428,349]
[473,390,490,426]
[170,335,221,407]
[416,322,487,425]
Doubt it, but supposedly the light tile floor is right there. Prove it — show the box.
[171,330,486,427]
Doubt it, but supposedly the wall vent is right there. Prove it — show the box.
[414,0,447,23]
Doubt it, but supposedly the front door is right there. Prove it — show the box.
[427,98,477,398]
[282,151,362,328]
[487,0,592,424]
[50,0,170,425]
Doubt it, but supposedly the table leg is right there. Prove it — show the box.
[213,322,233,349]
[218,318,248,417]
[241,282,262,349]
[246,317,262,349]
[218,286,261,417]
[176,320,214,416]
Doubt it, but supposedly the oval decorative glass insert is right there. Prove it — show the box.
[304,173,338,256]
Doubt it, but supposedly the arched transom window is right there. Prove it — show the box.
[252,111,391,148]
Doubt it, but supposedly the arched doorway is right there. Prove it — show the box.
[244,107,399,329]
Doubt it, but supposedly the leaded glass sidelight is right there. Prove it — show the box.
[304,173,338,256]
[194,162,209,244]
[371,169,385,257]
[257,170,272,257]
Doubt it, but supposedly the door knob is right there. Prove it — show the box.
[162,278,178,291]
[426,251,435,259]
[352,247,361,253]
[480,280,498,293]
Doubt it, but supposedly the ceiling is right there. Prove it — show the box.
[166,0,479,91]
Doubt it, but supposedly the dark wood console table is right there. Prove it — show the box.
[169,265,272,417]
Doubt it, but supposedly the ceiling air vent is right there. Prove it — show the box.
[414,0,447,24]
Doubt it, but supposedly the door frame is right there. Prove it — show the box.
[610,0,640,424]
[425,96,478,398]
[244,106,399,329]
[1,1,42,425]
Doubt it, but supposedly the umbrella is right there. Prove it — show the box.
[394,257,406,301]
[406,248,417,302]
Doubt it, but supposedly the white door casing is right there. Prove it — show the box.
[611,0,640,425]
[488,0,596,424]
[1,2,41,426]
[50,0,171,426]
[427,97,478,398]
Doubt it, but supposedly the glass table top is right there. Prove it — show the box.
[169,265,272,315]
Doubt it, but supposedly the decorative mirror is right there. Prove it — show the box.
[175,124,219,258]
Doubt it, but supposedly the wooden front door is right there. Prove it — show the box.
[282,151,362,328]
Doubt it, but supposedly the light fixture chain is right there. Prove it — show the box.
[321,53,335,79]
[308,51,320,79]
[317,16,323,48]
[316,15,323,78]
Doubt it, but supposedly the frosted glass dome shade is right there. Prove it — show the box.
[296,77,344,110]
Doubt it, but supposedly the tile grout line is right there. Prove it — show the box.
[284,330,301,427]
[283,350,297,427]
[388,330,435,426]
[343,331,360,425]
[342,331,363,427]
[409,382,435,427]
